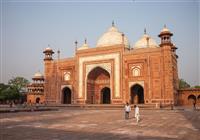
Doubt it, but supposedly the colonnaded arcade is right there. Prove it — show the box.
[27,23,199,106]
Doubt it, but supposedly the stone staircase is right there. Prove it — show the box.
[47,104,159,110]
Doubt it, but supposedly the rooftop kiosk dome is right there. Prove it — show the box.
[77,39,89,50]
[96,23,129,48]
[133,29,159,49]
[32,72,44,81]
[33,72,43,78]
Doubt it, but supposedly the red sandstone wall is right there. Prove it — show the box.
[123,45,178,105]
[27,94,45,104]
[44,58,76,104]
[178,88,200,105]
[43,43,178,105]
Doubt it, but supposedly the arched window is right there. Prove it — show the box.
[64,72,71,81]
[132,67,141,77]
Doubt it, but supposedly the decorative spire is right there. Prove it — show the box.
[84,38,87,44]
[75,40,78,47]
[57,49,60,60]
[112,20,115,27]
[164,24,167,28]
[144,28,147,34]
[75,40,78,51]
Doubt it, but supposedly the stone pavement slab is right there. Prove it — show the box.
[0,109,199,140]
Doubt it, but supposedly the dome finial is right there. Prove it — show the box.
[75,40,78,47]
[84,38,87,44]
[112,20,115,27]
[144,28,147,34]
[164,24,167,28]
[75,40,78,51]
[57,49,60,60]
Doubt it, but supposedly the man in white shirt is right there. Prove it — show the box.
[125,102,131,119]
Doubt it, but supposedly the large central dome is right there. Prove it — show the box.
[96,24,129,48]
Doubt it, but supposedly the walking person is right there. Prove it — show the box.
[193,100,196,110]
[134,105,136,118]
[135,105,140,124]
[125,102,131,119]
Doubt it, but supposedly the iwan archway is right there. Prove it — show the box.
[86,67,110,104]
[130,84,144,104]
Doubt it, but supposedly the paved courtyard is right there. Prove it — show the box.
[0,108,200,140]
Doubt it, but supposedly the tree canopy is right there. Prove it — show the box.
[194,85,200,88]
[179,79,190,89]
[8,77,29,92]
[0,77,29,102]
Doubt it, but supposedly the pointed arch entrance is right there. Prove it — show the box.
[130,84,144,104]
[101,87,111,104]
[188,94,196,105]
[87,66,110,104]
[62,87,71,104]
[36,97,40,103]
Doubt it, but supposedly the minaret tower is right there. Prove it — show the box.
[158,25,179,105]
[43,45,54,104]
[27,72,44,103]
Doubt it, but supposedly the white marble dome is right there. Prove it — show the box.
[44,47,52,51]
[161,25,170,33]
[78,41,89,50]
[161,27,170,32]
[133,34,159,49]
[96,25,129,48]
[34,72,43,78]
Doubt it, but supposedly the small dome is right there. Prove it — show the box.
[78,39,89,50]
[161,27,170,33]
[43,47,54,54]
[45,47,52,51]
[96,25,129,48]
[133,34,158,49]
[34,72,43,78]
[158,25,173,37]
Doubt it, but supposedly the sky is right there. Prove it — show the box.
[0,0,199,86]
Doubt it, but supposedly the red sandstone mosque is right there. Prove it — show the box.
[27,23,200,106]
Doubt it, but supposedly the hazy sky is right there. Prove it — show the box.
[0,0,199,86]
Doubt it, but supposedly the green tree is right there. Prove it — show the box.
[0,83,10,101]
[0,77,29,103]
[0,87,20,100]
[8,77,29,92]
[194,85,200,88]
[179,79,190,89]
[0,83,9,93]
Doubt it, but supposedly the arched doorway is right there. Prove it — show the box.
[197,95,200,100]
[87,67,110,104]
[130,84,144,104]
[188,94,196,104]
[197,95,200,104]
[36,97,40,103]
[101,87,111,104]
[62,87,71,104]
